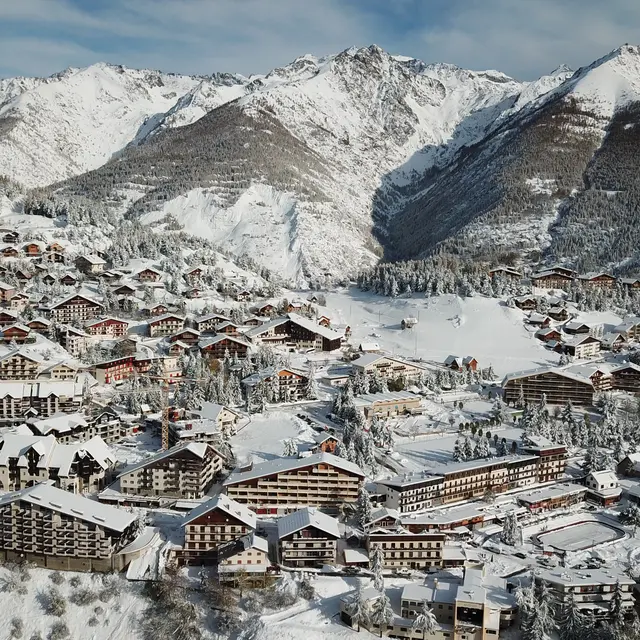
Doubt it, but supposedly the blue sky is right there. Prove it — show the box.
[1,0,639,79]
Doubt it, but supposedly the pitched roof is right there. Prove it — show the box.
[182,493,256,529]
[502,366,595,388]
[223,453,364,486]
[287,312,343,340]
[147,313,185,325]
[78,254,106,265]
[117,442,209,477]
[277,507,340,539]
[50,293,103,310]
[0,482,135,532]
[244,317,289,338]
[199,334,251,349]
[30,413,87,436]
[0,348,42,364]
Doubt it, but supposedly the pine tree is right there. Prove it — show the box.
[558,590,587,640]
[304,362,319,400]
[412,600,438,640]
[369,592,393,637]
[610,581,626,629]
[453,438,465,462]
[462,436,475,460]
[346,585,371,632]
[370,544,385,593]
[282,439,297,457]
[356,487,373,529]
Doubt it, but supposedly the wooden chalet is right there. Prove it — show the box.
[9,293,29,312]
[1,324,32,344]
[147,314,184,338]
[50,293,103,323]
[84,317,129,338]
[578,272,617,288]
[1,231,19,244]
[59,273,77,287]
[22,242,42,257]
[75,254,106,274]
[183,267,203,285]
[45,242,66,263]
[0,281,16,303]
[143,302,169,317]
[0,246,18,258]
[112,283,137,297]
[136,267,162,283]
[200,335,250,360]
[489,266,522,279]
[170,328,201,346]
[0,310,18,327]
[42,274,56,286]
[531,270,574,289]
[26,318,51,336]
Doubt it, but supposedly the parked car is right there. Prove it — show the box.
[513,552,528,559]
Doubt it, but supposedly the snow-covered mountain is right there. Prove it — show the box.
[5,44,640,281]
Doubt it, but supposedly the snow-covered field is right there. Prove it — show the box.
[537,520,625,552]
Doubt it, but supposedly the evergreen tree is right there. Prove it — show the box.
[462,436,475,460]
[304,362,319,400]
[412,600,438,640]
[346,585,371,632]
[282,439,297,457]
[558,591,587,640]
[369,593,393,637]
[356,487,373,529]
[370,544,385,593]
[610,581,627,630]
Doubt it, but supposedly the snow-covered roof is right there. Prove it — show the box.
[517,482,586,504]
[223,453,365,486]
[78,254,106,265]
[0,348,43,364]
[0,482,135,532]
[537,567,633,588]
[354,391,419,405]
[288,312,343,340]
[502,366,594,387]
[192,402,241,422]
[586,470,618,485]
[353,353,426,370]
[565,320,592,331]
[50,292,103,309]
[0,380,83,400]
[242,365,307,386]
[195,313,231,324]
[0,281,14,291]
[147,313,185,325]
[277,507,340,539]
[182,493,256,529]
[199,334,251,348]
[30,412,87,436]
[563,334,600,347]
[244,316,289,338]
[117,442,209,478]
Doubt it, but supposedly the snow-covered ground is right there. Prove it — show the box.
[537,520,624,552]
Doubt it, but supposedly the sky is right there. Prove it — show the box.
[1,0,640,80]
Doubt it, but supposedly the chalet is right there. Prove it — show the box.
[256,303,276,317]
[0,245,18,258]
[143,302,170,317]
[0,281,15,303]
[531,270,574,289]
[503,367,595,406]
[84,317,129,338]
[194,313,231,333]
[444,355,478,371]
[199,335,250,360]
[585,470,621,506]
[216,321,241,336]
[1,324,32,344]
[42,273,56,286]
[564,320,592,335]
[560,335,601,359]
[26,317,51,336]
[45,242,66,263]
[99,269,123,283]
[517,483,586,512]
[536,327,562,343]
[610,363,640,394]
[489,266,522,279]
[621,277,640,291]
[401,317,418,330]
[318,315,331,327]
[22,241,43,257]
[277,507,340,567]
[600,332,625,351]
[617,453,640,477]
[43,361,80,381]
[287,300,306,313]
[367,532,446,570]
[548,305,570,322]
[136,267,162,283]
[365,508,400,531]
[14,269,32,283]
[147,314,184,338]
[50,293,103,323]
[117,442,221,500]
[526,312,551,327]
[170,328,201,345]
[578,272,617,288]
[92,356,135,385]
[168,340,191,356]
[311,432,340,454]
[59,273,77,287]
[0,310,17,328]
[185,287,201,299]
[9,292,28,312]
[0,349,41,380]
[183,266,203,285]
[243,315,265,327]
[179,494,257,565]
[217,533,270,580]
[1,231,19,244]
[235,290,252,302]
[352,353,427,381]
[75,254,106,274]
[112,283,137,297]
[242,367,309,402]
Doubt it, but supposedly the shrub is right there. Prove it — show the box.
[0,572,27,595]
[70,588,97,606]
[41,588,66,617]
[29,634,43,640]
[68,576,81,588]
[88,617,99,627]
[47,622,69,640]
[49,572,65,586]
[10,617,23,639]
[93,606,104,616]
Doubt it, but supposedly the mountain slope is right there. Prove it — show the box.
[386,45,640,272]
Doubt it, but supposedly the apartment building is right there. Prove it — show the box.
[242,366,309,402]
[562,335,601,360]
[354,391,422,420]
[521,437,568,483]
[61,326,92,357]
[147,314,185,338]
[503,367,595,406]
[0,381,83,424]
[378,452,554,513]
[351,354,428,382]
[75,254,106,274]
[0,349,41,380]
[1,324,32,344]
[92,355,135,385]
[29,413,90,442]
[118,442,221,499]
[50,293,103,323]
[218,533,270,577]
[199,334,250,360]
[277,507,340,567]
[194,313,231,333]
[223,453,365,515]
[400,568,517,638]
[367,532,446,569]
[43,361,80,381]
[0,482,142,571]
[84,317,129,338]
[0,433,115,493]
[170,328,201,345]
[180,494,256,565]
[535,568,634,621]
[245,314,343,351]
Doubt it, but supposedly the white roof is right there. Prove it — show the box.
[117,442,210,478]
[354,391,419,405]
[79,254,106,265]
[51,292,103,310]
[147,313,185,325]
[199,334,251,348]
[0,482,135,532]
[31,413,87,435]
[0,348,43,365]
[277,507,340,539]
[587,470,618,485]
[244,317,289,338]
[288,312,343,340]
[517,482,585,504]
[170,419,218,437]
[223,452,365,486]
[192,402,240,422]
[502,366,594,388]
[353,353,426,370]
[182,493,256,529]
[538,567,634,588]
